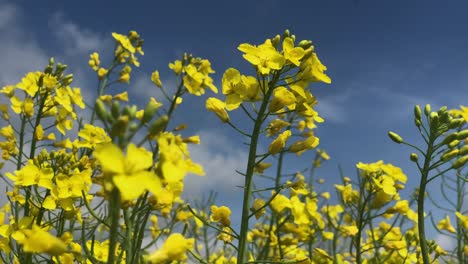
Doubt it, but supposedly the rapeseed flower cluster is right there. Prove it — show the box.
[0,29,465,264]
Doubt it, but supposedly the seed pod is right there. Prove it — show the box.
[410,153,418,162]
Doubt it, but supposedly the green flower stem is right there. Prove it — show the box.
[417,131,437,264]
[26,92,49,225]
[354,176,374,264]
[123,209,133,264]
[237,82,275,264]
[188,250,209,264]
[107,188,121,264]
[455,169,466,262]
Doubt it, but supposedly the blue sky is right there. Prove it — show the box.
[1,0,467,250]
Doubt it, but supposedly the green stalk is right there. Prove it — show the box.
[417,132,436,264]
[455,169,464,262]
[236,85,274,263]
[107,188,121,264]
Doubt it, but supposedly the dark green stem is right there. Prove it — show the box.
[417,132,436,264]
[107,188,121,264]
[236,84,274,263]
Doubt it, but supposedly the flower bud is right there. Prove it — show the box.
[388,131,403,144]
[111,101,120,119]
[441,149,459,161]
[149,115,169,136]
[439,112,450,124]
[424,104,431,116]
[442,132,458,145]
[414,105,422,121]
[55,63,67,77]
[410,153,418,162]
[206,97,229,123]
[282,29,291,39]
[62,74,74,86]
[111,116,129,137]
[142,103,159,124]
[452,156,468,169]
[448,140,460,149]
[122,105,137,120]
[430,112,439,129]
[298,40,313,49]
[457,130,468,140]
[129,123,138,132]
[271,35,281,49]
[449,118,464,129]
[174,124,187,131]
[44,65,53,74]
[301,47,314,61]
[95,99,108,121]
[438,106,448,115]
[414,119,421,127]
[459,145,468,156]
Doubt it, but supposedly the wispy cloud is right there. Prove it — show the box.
[183,129,247,198]
[435,233,456,251]
[0,2,48,85]
[49,13,110,57]
[316,81,436,125]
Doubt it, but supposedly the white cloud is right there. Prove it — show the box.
[131,73,178,104]
[435,233,456,251]
[0,2,49,85]
[316,93,350,123]
[315,83,435,125]
[49,13,110,57]
[183,130,247,198]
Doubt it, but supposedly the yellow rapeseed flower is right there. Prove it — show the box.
[112,32,136,53]
[210,205,231,226]
[206,97,229,122]
[455,211,468,229]
[268,130,292,155]
[151,70,162,87]
[94,143,162,200]
[282,37,305,66]
[147,233,194,263]
[238,39,286,75]
[269,86,296,112]
[437,215,456,233]
[14,225,68,256]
